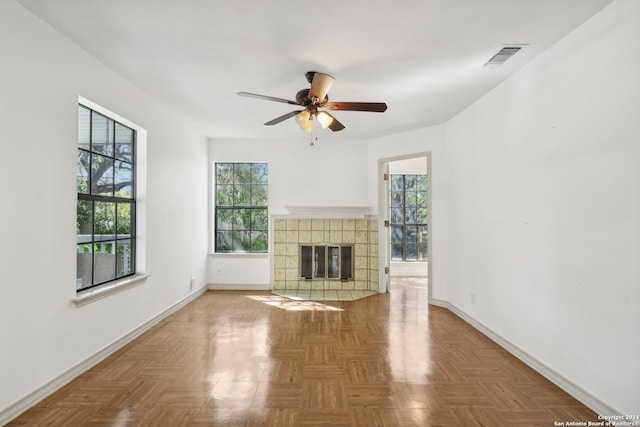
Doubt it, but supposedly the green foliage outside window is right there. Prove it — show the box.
[390,174,428,262]
[215,162,268,253]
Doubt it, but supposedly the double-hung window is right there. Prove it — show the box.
[390,174,428,261]
[214,162,268,253]
[76,105,136,291]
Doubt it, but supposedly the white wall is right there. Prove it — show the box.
[0,0,208,416]
[208,137,369,287]
[388,156,427,175]
[443,0,639,414]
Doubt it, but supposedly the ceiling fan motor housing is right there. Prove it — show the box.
[296,88,328,106]
[295,89,310,105]
[305,71,317,84]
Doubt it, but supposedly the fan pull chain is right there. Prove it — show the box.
[309,117,317,146]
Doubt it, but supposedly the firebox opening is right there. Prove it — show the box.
[300,245,354,280]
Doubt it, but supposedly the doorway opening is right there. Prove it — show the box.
[379,154,431,301]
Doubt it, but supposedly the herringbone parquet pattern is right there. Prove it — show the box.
[10,280,597,426]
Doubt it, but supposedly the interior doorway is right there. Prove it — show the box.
[379,154,431,301]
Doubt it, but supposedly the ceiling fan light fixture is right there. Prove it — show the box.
[295,110,311,127]
[316,111,334,129]
[301,118,313,132]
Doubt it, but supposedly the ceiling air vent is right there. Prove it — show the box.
[484,46,522,69]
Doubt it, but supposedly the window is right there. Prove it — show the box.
[215,162,268,253]
[76,105,136,291]
[300,245,353,280]
[390,174,428,261]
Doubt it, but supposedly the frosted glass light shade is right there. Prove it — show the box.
[295,110,311,127]
[316,111,334,129]
[301,117,313,132]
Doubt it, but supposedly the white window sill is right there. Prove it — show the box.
[73,273,150,307]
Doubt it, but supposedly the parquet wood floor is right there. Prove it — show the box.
[10,284,598,426]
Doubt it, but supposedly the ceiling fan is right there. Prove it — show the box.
[237,71,387,133]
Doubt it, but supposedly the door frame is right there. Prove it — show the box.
[377,152,432,303]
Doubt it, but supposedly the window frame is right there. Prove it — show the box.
[76,104,137,292]
[389,173,428,262]
[214,162,269,253]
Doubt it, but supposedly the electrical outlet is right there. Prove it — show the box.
[190,275,196,289]
[471,293,476,305]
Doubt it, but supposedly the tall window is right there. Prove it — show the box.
[390,174,428,261]
[77,105,136,291]
[215,162,268,253]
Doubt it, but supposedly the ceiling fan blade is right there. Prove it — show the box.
[324,101,387,112]
[237,92,300,105]
[309,73,335,104]
[264,110,303,126]
[326,113,345,132]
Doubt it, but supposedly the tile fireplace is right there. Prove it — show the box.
[272,215,379,300]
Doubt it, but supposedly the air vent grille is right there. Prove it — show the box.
[484,46,522,68]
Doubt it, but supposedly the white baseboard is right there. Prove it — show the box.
[208,283,270,291]
[0,286,209,426]
[429,298,621,417]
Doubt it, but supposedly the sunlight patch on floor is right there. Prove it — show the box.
[271,289,378,301]
[391,276,428,290]
[247,295,344,311]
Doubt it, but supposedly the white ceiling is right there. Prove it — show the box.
[17,0,613,140]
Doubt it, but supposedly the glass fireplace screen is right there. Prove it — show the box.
[300,245,353,280]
